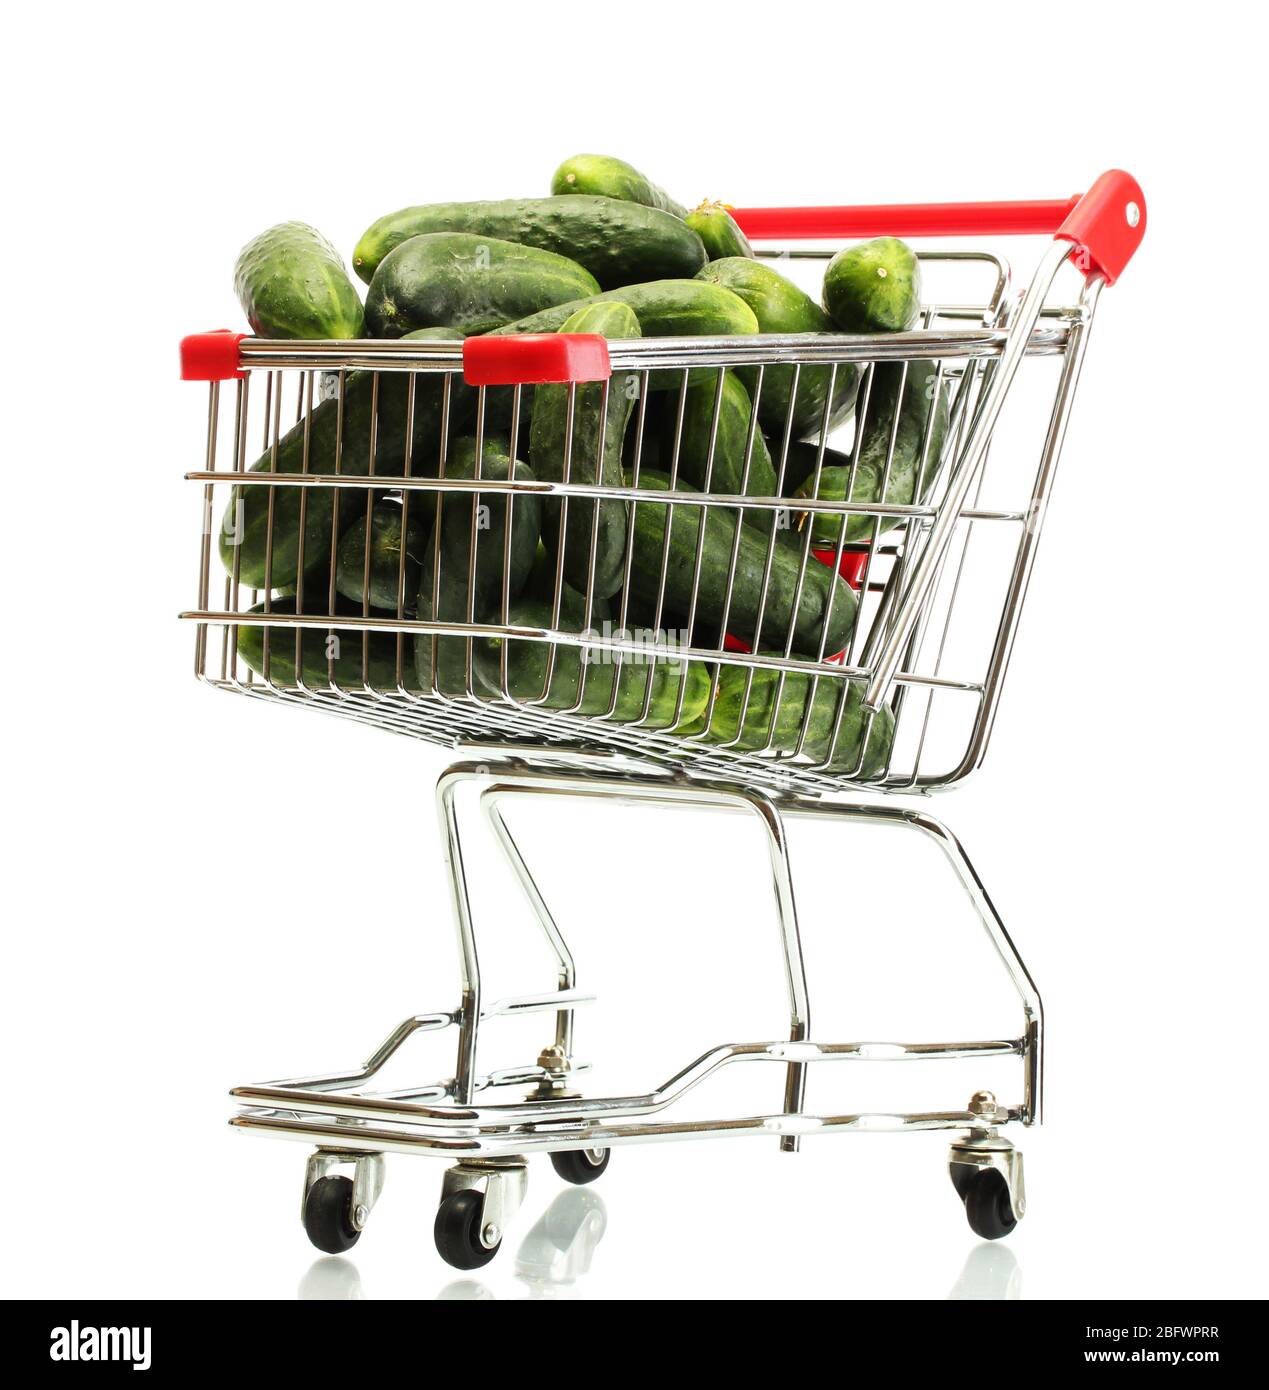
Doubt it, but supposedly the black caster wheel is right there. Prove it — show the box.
[962,1167,1018,1241]
[434,1190,500,1270]
[303,1175,362,1254]
[549,1148,610,1186]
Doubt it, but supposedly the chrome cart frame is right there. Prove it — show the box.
[182,172,1144,1266]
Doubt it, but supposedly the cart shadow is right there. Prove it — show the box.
[297,1188,609,1300]
[947,1242,1023,1300]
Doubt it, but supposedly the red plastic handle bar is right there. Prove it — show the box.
[180,329,247,381]
[463,333,611,386]
[731,197,1081,240]
[731,169,1145,285]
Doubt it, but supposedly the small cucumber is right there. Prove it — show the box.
[335,496,430,612]
[234,222,364,339]
[822,237,922,333]
[530,302,642,601]
[662,371,777,499]
[365,232,599,337]
[628,472,857,657]
[218,328,471,593]
[794,360,951,544]
[354,196,704,289]
[436,437,542,612]
[696,257,859,438]
[551,154,687,220]
[700,662,894,777]
[685,200,754,260]
[237,598,418,692]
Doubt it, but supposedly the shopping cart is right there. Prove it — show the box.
[181,170,1144,1268]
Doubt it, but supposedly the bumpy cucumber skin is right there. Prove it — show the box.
[237,599,418,692]
[696,257,859,438]
[700,662,894,777]
[475,589,710,729]
[218,328,469,593]
[412,542,493,698]
[234,222,364,340]
[365,232,598,337]
[335,498,430,612]
[530,302,641,600]
[822,236,922,333]
[628,472,857,657]
[354,196,704,290]
[551,154,687,220]
[796,360,951,544]
[436,437,542,612]
[685,201,754,260]
[490,279,758,338]
[664,371,777,499]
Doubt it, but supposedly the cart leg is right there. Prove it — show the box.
[481,793,578,1060]
[743,791,811,1152]
[475,771,812,1152]
[908,811,1043,1125]
[436,768,483,1106]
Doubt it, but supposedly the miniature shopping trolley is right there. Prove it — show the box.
[180,171,1144,1268]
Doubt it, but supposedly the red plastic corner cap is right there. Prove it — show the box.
[1055,170,1145,286]
[181,329,246,381]
[463,334,611,387]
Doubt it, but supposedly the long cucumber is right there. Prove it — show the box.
[627,472,857,657]
[529,302,641,600]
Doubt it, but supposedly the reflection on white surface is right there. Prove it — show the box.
[437,1279,495,1300]
[947,1242,1022,1300]
[514,1190,608,1299]
[298,1256,364,1301]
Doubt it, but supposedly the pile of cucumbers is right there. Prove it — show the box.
[225,155,950,778]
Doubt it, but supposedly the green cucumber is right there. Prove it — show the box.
[770,439,852,496]
[234,222,364,339]
[354,197,704,290]
[475,587,710,729]
[493,280,757,390]
[335,496,430,612]
[663,371,777,499]
[530,302,641,600]
[685,200,754,260]
[490,279,758,340]
[412,542,491,698]
[794,360,951,544]
[696,257,858,437]
[237,598,417,692]
[365,232,598,337]
[551,154,687,220]
[822,237,922,333]
[218,327,470,593]
[628,472,857,656]
[436,437,542,612]
[700,662,894,777]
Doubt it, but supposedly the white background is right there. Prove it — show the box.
[4,1,1265,1301]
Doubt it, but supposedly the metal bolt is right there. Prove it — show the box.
[482,1222,501,1248]
[537,1044,570,1073]
[968,1089,997,1117]
[1126,201,1140,228]
[353,1203,369,1230]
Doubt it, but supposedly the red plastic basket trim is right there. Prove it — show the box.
[180,329,246,381]
[463,334,611,387]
